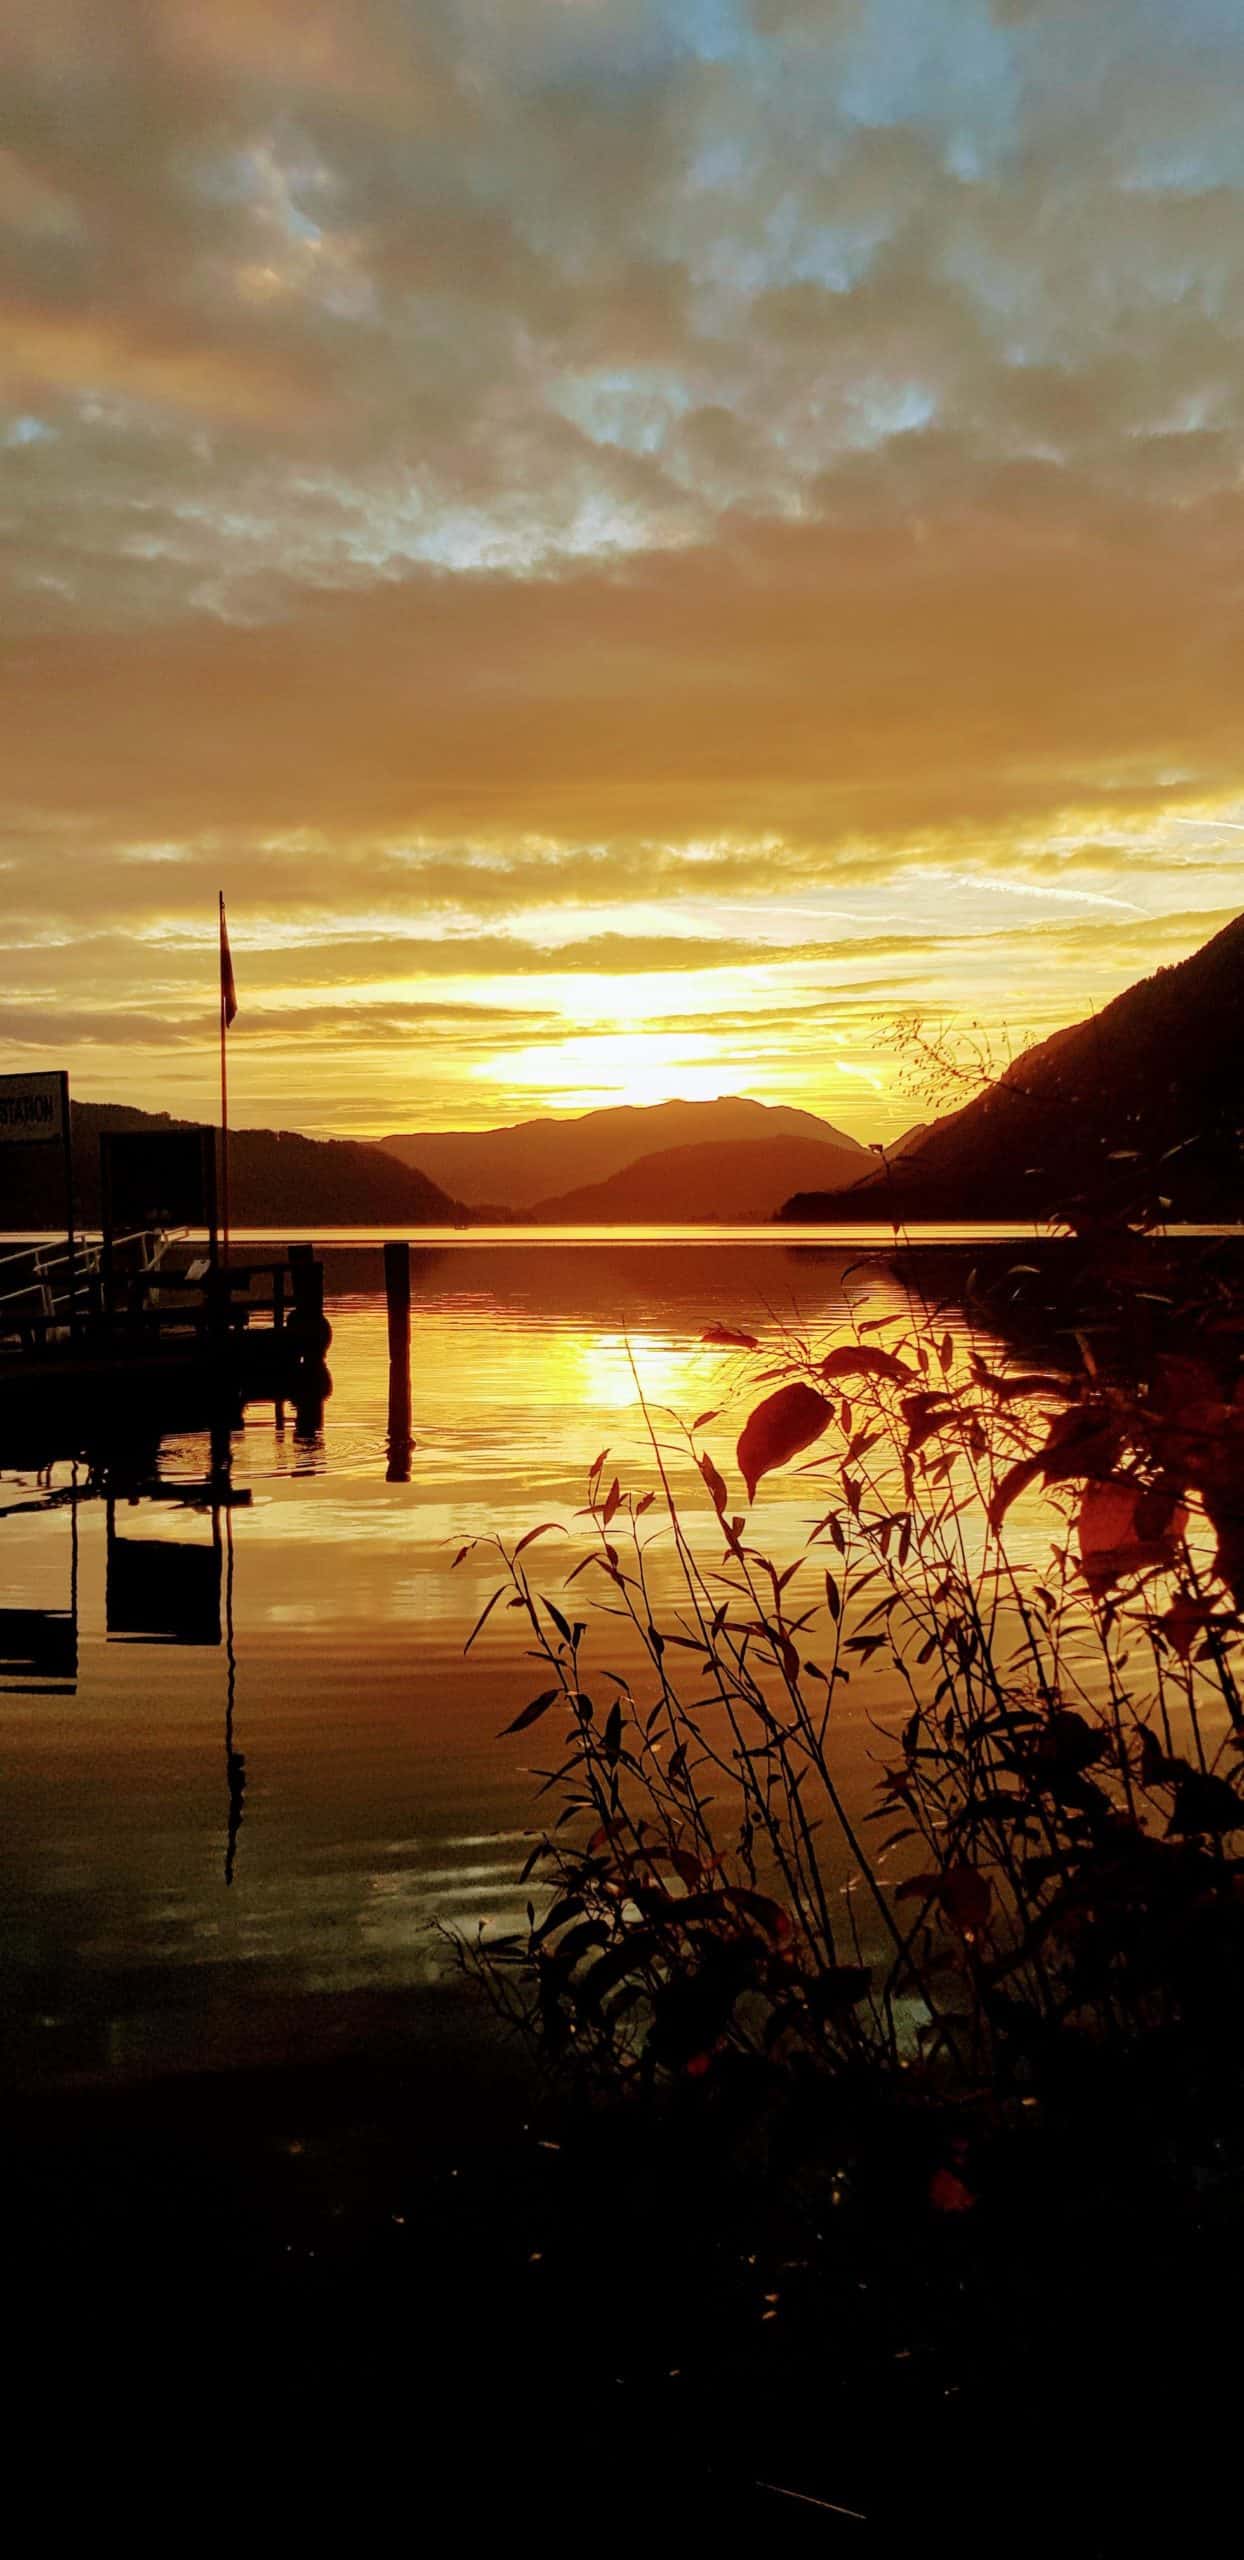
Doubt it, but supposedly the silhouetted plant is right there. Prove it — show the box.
[453,1232,1244,2146]
[891,1010,1034,1118]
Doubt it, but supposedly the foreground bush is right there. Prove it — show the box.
[454,1244,1244,2148]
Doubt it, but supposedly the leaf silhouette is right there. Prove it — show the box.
[717,1886,792,1941]
[576,1934,657,2017]
[702,1324,760,1351]
[987,1453,1046,1530]
[636,1882,777,1942]
[1136,1725,1178,1787]
[1169,1768,1244,1835]
[513,1522,566,1558]
[1023,1709,1109,1779]
[737,1382,832,1501]
[970,1355,1076,1402]
[989,1406,1123,1531]
[821,1345,915,1385]
[938,1862,991,1934]
[500,1689,561,1735]
[901,1391,958,1453]
[895,1862,990,1934]
[1077,1480,1187,1591]
[699,1451,729,1516]
[1160,1595,1219,1658]
[464,1583,507,1652]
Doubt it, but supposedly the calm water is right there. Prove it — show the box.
[1,1230,1035,2096]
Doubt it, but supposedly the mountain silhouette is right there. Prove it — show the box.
[779,911,1244,1224]
[383,1095,867,1211]
[533,1133,871,1224]
[0,1098,458,1231]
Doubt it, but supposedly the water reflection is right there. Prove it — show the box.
[224,1508,244,1890]
[0,1470,79,1695]
[0,1236,1006,2096]
[106,1508,224,1649]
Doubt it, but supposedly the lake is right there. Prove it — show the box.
[0,1227,1061,2099]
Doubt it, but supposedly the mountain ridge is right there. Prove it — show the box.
[779,911,1244,1225]
[382,1094,869,1211]
[532,1133,872,1224]
[0,1098,460,1231]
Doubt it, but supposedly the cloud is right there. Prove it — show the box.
[3,484,1241,852]
[1,1,1242,1133]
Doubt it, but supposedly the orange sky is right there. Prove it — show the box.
[2,1,1242,1142]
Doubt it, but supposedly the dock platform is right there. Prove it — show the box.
[0,1238,332,1461]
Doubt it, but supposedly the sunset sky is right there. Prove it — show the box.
[2,0,1242,1144]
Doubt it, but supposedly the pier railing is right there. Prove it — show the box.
[0,1233,104,1342]
[0,1235,325,1357]
[0,1230,167,1347]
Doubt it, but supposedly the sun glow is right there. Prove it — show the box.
[567,1330,704,1416]
[487,1031,730,1112]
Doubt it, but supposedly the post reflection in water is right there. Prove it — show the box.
[384,1240,414,1485]
[224,1504,244,1890]
[0,1234,1006,2099]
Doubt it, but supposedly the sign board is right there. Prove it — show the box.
[0,1070,68,1147]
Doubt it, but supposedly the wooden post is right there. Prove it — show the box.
[384,1240,412,1482]
[384,1241,410,1366]
[286,1246,328,1441]
[288,1245,323,1336]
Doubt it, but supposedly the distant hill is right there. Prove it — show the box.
[0,1099,459,1231]
[534,1134,872,1224]
[884,1121,931,1158]
[779,911,1244,1225]
[383,1095,868,1211]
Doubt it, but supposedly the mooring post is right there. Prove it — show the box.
[384,1240,411,1366]
[287,1241,328,1353]
[288,1241,318,1313]
[384,1240,413,1482]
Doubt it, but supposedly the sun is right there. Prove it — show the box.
[485,1031,729,1113]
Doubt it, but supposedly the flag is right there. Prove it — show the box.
[219,894,238,1029]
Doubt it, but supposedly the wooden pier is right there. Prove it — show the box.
[0,1235,332,1463]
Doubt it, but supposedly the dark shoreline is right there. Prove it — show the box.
[8,1995,1241,2544]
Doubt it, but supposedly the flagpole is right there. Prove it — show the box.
[219,890,230,1267]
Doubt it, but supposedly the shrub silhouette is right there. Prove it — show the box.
[455,1235,1244,2123]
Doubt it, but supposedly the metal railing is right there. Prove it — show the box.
[0,1230,172,1332]
[0,1234,324,1362]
